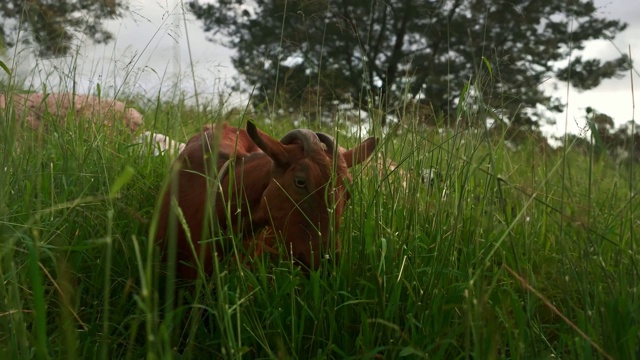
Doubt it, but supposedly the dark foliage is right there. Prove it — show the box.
[189,0,630,127]
[0,0,126,57]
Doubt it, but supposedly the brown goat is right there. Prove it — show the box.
[156,122,376,278]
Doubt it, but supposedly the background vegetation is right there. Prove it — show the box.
[0,0,122,57]
[189,0,630,128]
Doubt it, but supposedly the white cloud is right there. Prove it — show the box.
[2,0,240,106]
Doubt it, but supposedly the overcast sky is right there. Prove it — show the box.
[2,0,639,138]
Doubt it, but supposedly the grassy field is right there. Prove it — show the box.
[0,82,638,359]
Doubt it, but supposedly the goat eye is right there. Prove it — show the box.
[294,176,306,188]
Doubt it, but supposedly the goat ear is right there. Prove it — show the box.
[246,121,289,165]
[343,137,377,167]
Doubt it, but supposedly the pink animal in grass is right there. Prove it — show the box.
[0,92,143,132]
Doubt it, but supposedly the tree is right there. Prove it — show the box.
[189,0,630,126]
[0,0,126,58]
[582,107,640,164]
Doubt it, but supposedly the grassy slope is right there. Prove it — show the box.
[0,93,638,359]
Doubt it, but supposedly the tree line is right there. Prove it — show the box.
[1,1,633,135]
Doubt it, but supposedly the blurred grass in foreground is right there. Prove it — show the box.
[0,83,638,359]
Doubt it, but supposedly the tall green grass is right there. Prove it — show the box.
[1,72,639,359]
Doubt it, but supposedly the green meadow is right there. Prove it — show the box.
[0,75,639,359]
